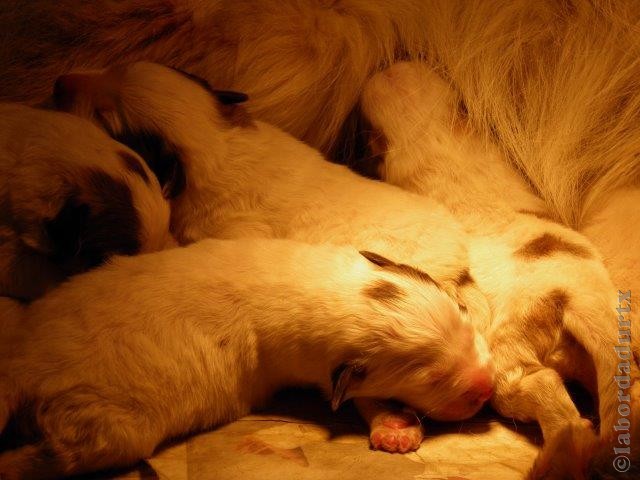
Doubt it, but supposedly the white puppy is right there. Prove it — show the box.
[2,238,486,479]
[53,62,494,452]
[0,104,174,300]
[358,61,640,479]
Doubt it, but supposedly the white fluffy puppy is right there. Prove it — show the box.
[53,62,494,452]
[2,238,486,479]
[0,104,174,300]
[358,62,640,479]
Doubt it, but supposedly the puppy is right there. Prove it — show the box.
[358,61,640,479]
[1,238,489,479]
[0,104,174,301]
[53,61,494,453]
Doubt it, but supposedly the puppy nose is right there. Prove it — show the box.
[53,74,87,111]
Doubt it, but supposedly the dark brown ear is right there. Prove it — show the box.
[211,90,249,105]
[113,130,186,199]
[331,362,367,411]
[359,250,397,268]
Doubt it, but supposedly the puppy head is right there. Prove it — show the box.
[4,106,174,282]
[53,62,251,199]
[357,62,460,183]
[331,251,494,421]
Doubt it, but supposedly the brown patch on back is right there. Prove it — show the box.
[518,209,556,222]
[516,233,592,259]
[363,280,405,304]
[119,151,150,185]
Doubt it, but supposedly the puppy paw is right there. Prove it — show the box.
[369,411,423,453]
[528,420,599,480]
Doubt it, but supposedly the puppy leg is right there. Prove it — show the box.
[354,398,424,453]
[492,367,598,480]
[0,390,161,479]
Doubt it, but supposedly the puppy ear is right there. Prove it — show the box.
[114,131,186,199]
[359,250,397,268]
[331,361,367,411]
[212,90,249,105]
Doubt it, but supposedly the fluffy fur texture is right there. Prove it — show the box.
[54,61,495,452]
[0,104,173,301]
[1,238,488,479]
[358,61,640,479]
[417,3,640,342]
[2,0,636,320]
[0,0,431,156]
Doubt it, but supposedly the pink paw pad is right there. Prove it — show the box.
[369,412,423,453]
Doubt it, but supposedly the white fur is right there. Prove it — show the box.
[56,61,496,452]
[359,61,640,478]
[2,238,481,478]
[0,104,173,300]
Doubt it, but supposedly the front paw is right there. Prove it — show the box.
[528,420,598,480]
[369,411,424,453]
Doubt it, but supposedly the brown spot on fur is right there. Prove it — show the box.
[455,269,474,287]
[518,209,556,222]
[45,169,141,272]
[363,280,405,304]
[119,151,150,184]
[516,233,592,259]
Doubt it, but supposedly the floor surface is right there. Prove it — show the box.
[82,388,562,480]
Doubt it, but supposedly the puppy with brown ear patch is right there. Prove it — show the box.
[359,61,640,479]
[0,104,174,301]
[54,61,495,453]
[2,238,484,479]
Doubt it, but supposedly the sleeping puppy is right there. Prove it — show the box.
[0,104,174,301]
[1,238,491,479]
[54,62,494,453]
[358,61,640,479]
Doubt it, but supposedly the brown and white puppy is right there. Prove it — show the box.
[2,238,486,479]
[358,61,640,479]
[0,104,174,301]
[54,62,494,453]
